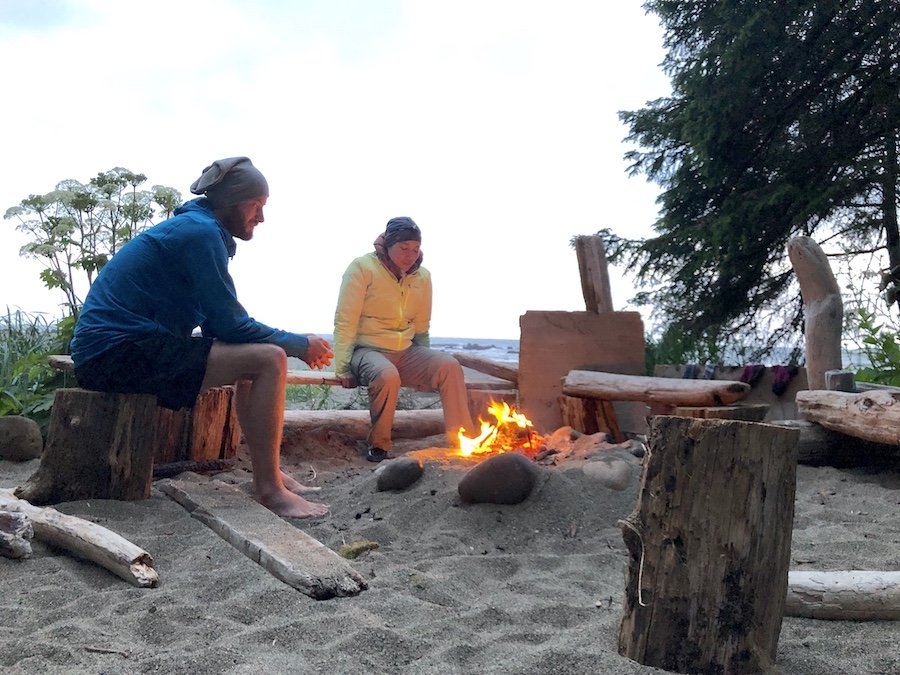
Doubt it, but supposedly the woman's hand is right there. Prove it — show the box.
[304,335,334,370]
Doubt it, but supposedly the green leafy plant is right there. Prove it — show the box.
[847,307,900,386]
[285,383,338,409]
[4,168,180,318]
[0,309,74,434]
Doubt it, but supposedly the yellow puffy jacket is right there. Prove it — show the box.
[332,251,432,377]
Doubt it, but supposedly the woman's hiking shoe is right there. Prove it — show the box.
[366,447,391,463]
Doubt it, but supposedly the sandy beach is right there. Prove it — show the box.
[2,406,899,674]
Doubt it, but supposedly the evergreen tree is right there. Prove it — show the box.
[606,0,899,360]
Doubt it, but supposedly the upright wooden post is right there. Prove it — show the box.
[15,389,160,504]
[788,236,843,390]
[574,234,614,313]
[618,416,800,674]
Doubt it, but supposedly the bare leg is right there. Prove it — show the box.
[202,343,328,518]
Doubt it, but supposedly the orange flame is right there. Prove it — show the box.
[457,400,542,457]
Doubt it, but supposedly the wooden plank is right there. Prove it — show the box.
[563,370,750,406]
[53,357,499,393]
[156,476,367,599]
[286,370,342,386]
[796,389,900,446]
[518,311,645,435]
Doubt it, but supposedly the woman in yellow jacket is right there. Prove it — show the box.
[333,217,474,462]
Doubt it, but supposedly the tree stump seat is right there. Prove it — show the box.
[15,386,240,505]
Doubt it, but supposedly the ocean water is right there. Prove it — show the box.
[317,335,520,365]
[430,337,519,365]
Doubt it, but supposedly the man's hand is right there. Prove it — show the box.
[339,374,357,388]
[304,335,334,370]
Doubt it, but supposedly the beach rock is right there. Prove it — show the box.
[457,452,541,505]
[376,456,424,491]
[0,416,43,461]
[582,452,639,491]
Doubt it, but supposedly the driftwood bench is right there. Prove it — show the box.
[19,354,518,505]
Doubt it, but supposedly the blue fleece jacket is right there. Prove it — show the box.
[70,198,309,367]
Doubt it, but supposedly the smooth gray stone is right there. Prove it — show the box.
[376,456,424,491]
[0,416,43,461]
[582,457,636,491]
[457,452,540,505]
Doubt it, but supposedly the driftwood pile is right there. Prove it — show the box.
[0,488,158,587]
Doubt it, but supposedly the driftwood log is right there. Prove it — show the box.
[0,509,33,559]
[283,409,445,441]
[563,370,750,406]
[786,570,900,620]
[788,236,843,390]
[157,475,367,599]
[618,416,800,674]
[796,389,900,446]
[768,419,900,466]
[574,234,614,314]
[450,353,518,387]
[0,488,158,587]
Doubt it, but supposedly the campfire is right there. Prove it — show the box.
[457,400,543,458]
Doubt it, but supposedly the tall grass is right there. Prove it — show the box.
[0,308,74,432]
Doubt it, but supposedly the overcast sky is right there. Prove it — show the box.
[0,0,668,339]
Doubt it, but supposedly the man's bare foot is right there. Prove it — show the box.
[280,469,321,494]
[255,487,329,518]
[280,470,322,494]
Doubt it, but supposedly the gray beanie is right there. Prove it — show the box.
[190,156,269,208]
[383,217,421,248]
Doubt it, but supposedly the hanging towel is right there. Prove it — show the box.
[740,364,766,387]
[772,365,799,396]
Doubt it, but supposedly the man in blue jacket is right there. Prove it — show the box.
[71,156,332,518]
